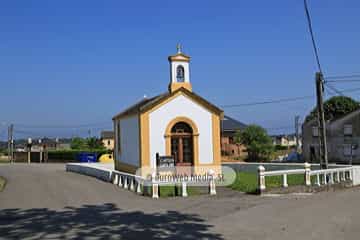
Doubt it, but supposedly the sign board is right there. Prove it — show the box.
[156,153,175,168]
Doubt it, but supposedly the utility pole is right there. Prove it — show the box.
[7,124,14,163]
[7,125,11,162]
[315,72,328,169]
[295,115,300,153]
[27,138,32,164]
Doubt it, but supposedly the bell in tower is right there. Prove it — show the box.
[168,44,192,92]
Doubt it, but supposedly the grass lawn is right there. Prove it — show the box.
[158,185,200,197]
[0,176,6,192]
[0,156,10,164]
[230,172,312,194]
[141,184,200,198]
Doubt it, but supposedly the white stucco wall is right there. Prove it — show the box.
[118,115,140,167]
[149,94,213,167]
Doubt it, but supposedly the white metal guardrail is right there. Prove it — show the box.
[257,163,354,193]
[111,171,217,199]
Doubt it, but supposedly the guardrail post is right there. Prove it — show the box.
[118,175,123,187]
[316,174,321,186]
[323,173,327,184]
[341,171,345,181]
[304,162,311,186]
[329,172,334,185]
[208,170,216,195]
[335,171,340,183]
[182,181,188,197]
[209,179,216,195]
[136,181,142,194]
[130,177,135,191]
[152,182,159,199]
[113,174,119,185]
[258,165,266,193]
[282,174,288,188]
[124,177,128,189]
[349,169,353,181]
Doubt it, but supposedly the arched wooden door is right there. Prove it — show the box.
[170,122,194,166]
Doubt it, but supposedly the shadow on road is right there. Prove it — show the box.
[0,203,223,240]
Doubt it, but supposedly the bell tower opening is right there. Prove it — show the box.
[168,44,192,92]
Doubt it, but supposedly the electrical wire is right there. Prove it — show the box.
[14,121,111,129]
[220,95,314,108]
[325,74,360,80]
[304,0,323,73]
[325,83,345,96]
[325,79,360,83]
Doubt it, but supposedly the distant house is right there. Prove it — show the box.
[101,131,114,151]
[302,109,360,164]
[271,134,301,148]
[221,116,247,158]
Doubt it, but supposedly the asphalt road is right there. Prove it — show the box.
[0,164,360,240]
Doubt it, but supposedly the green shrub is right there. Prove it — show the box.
[274,145,288,151]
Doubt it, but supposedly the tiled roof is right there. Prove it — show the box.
[112,88,223,120]
[101,131,114,139]
[222,115,247,131]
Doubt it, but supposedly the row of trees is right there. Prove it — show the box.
[70,137,106,151]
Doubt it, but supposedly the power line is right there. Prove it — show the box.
[325,74,360,80]
[324,85,335,97]
[265,125,294,131]
[220,95,314,108]
[220,86,360,109]
[325,79,360,83]
[325,82,345,96]
[304,0,323,73]
[14,121,111,129]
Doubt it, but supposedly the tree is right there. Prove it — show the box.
[71,137,105,151]
[86,137,105,150]
[235,125,274,162]
[70,137,87,150]
[305,96,360,123]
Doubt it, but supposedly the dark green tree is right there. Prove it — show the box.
[305,96,359,122]
[235,125,274,162]
[86,137,105,150]
[70,137,87,150]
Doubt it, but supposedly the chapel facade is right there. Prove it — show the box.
[113,46,224,175]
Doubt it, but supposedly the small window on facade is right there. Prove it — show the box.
[176,65,185,82]
[312,126,319,137]
[108,140,111,146]
[344,124,353,136]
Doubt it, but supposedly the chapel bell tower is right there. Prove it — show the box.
[168,44,192,92]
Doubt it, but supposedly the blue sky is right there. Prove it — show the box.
[1,0,360,140]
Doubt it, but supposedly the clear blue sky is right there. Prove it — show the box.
[1,0,360,140]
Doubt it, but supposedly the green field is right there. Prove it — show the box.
[230,172,311,194]
[158,185,200,197]
[0,176,6,192]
